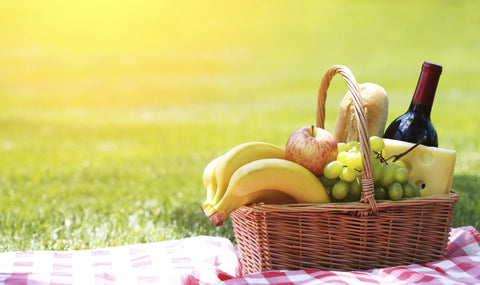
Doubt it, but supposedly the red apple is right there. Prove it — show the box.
[285,126,338,176]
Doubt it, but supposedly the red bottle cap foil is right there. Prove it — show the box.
[422,61,443,75]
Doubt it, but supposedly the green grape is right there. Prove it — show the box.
[347,152,363,170]
[323,160,344,179]
[337,142,349,153]
[337,151,349,166]
[403,181,420,198]
[350,177,362,199]
[371,159,383,183]
[388,182,403,201]
[371,156,380,167]
[340,167,358,182]
[346,141,359,151]
[338,151,362,170]
[380,164,396,187]
[394,160,408,171]
[332,180,350,200]
[394,167,409,184]
[348,144,360,153]
[374,186,387,200]
[369,136,385,153]
[390,161,400,171]
[319,175,339,187]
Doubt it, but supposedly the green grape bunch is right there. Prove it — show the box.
[320,136,421,202]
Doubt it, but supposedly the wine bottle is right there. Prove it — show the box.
[383,61,442,147]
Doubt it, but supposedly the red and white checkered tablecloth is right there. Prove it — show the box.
[0,226,479,285]
[218,226,480,285]
[0,236,241,285]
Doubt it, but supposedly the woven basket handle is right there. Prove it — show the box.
[316,65,378,214]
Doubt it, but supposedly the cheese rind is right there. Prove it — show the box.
[383,139,456,197]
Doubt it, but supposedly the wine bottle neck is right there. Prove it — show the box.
[411,61,442,106]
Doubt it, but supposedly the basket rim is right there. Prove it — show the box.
[234,191,459,213]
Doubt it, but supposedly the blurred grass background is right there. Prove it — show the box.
[0,0,479,251]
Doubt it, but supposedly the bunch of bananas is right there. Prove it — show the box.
[202,142,330,226]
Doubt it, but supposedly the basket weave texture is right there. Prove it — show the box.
[231,65,458,274]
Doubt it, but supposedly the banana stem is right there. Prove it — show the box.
[208,212,225,226]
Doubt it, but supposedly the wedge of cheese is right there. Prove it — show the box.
[383,139,456,197]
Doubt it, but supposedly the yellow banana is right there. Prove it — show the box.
[213,189,296,223]
[207,158,330,226]
[211,142,285,206]
[202,156,222,209]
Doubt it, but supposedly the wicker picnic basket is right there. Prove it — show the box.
[230,65,459,274]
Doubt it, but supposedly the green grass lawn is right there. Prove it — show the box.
[1,0,479,251]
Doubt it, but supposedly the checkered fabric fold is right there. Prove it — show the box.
[1,226,479,285]
[0,236,241,285]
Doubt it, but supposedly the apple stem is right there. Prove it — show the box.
[311,125,315,137]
